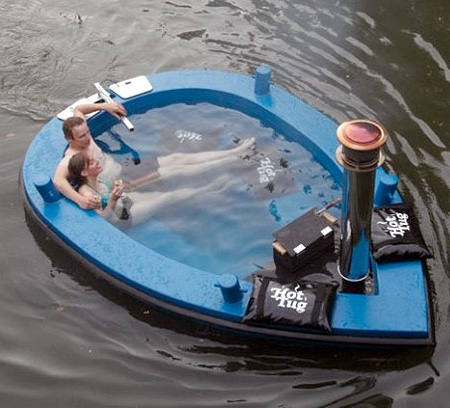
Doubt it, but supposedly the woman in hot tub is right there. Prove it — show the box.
[67,152,228,227]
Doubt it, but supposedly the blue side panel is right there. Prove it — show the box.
[331,260,429,338]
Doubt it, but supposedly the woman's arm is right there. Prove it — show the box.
[95,184,124,223]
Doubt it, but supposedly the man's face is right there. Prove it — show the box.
[70,122,91,150]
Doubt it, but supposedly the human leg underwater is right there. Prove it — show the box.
[127,175,228,225]
[157,137,255,167]
[98,137,256,189]
[156,138,256,182]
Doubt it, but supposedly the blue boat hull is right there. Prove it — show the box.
[22,68,433,346]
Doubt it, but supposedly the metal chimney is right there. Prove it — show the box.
[336,119,387,282]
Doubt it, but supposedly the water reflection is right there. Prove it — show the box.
[5,0,450,405]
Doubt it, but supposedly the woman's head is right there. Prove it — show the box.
[68,152,89,188]
[68,153,103,188]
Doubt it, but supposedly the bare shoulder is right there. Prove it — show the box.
[78,184,93,197]
[55,155,70,176]
[63,146,79,158]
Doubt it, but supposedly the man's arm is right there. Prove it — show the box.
[53,158,98,210]
[55,102,126,209]
[73,102,127,120]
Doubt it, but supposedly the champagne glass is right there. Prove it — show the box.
[114,178,126,197]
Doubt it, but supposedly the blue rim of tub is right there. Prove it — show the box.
[22,67,433,346]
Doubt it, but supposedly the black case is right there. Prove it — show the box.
[273,209,335,275]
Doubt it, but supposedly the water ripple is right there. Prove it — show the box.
[2,0,450,406]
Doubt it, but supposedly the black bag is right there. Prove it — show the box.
[243,276,338,333]
[371,203,431,262]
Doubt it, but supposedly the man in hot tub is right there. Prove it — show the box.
[53,102,255,210]
[53,102,127,209]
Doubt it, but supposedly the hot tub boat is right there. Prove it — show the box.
[22,67,433,346]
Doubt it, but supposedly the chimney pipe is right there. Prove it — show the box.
[336,119,387,282]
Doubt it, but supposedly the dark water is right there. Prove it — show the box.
[1,0,449,406]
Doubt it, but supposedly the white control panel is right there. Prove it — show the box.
[109,75,153,99]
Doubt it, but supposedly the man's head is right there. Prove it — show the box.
[62,117,91,150]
